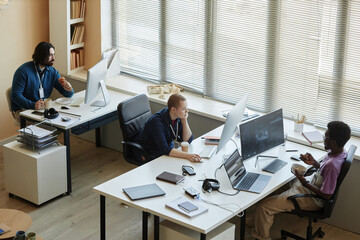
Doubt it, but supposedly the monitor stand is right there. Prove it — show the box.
[91,80,111,107]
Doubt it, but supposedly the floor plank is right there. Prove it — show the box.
[1,136,359,240]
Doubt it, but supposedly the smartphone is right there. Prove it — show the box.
[291,155,301,161]
[182,166,196,176]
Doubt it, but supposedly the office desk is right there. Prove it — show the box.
[93,125,327,240]
[19,90,132,193]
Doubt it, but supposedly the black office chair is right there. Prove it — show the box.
[118,94,152,165]
[281,144,357,240]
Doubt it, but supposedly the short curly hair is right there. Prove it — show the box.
[167,93,186,110]
[32,42,55,65]
[327,121,351,147]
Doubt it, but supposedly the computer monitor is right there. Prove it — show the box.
[84,58,111,107]
[240,108,284,161]
[216,93,248,154]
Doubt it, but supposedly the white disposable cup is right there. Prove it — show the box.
[44,98,53,109]
[181,142,189,152]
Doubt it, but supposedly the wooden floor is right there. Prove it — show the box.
[1,136,359,240]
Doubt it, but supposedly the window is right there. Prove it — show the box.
[112,0,360,136]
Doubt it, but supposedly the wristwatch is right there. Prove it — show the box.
[302,180,310,187]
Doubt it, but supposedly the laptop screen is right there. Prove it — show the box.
[240,109,284,161]
[224,150,246,186]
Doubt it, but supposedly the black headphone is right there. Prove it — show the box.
[44,108,59,119]
[202,178,220,192]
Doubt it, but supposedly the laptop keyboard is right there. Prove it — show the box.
[262,159,288,174]
[238,172,259,190]
[199,145,216,159]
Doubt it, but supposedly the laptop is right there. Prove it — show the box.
[224,149,271,193]
[123,183,166,201]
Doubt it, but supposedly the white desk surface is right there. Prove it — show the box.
[93,124,327,234]
[19,90,132,130]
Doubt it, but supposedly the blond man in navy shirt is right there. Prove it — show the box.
[135,93,201,162]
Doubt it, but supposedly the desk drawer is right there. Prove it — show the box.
[71,111,118,135]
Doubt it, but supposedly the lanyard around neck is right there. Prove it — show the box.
[34,63,45,88]
[169,121,179,140]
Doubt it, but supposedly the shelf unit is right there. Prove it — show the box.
[49,0,85,75]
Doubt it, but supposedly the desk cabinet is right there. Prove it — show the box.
[3,141,67,205]
[160,220,235,240]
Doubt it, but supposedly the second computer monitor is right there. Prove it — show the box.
[85,58,110,107]
[216,93,248,154]
[240,108,284,161]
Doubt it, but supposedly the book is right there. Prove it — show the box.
[302,130,323,145]
[203,136,220,145]
[156,171,184,184]
[165,197,208,218]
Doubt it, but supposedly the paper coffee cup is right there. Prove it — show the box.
[26,232,36,240]
[181,142,189,152]
[44,98,53,110]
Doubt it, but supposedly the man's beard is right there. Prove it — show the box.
[45,60,54,66]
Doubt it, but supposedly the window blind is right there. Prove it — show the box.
[206,0,269,111]
[113,0,161,81]
[317,0,360,135]
[274,0,322,122]
[163,0,206,91]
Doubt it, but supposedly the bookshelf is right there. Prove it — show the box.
[49,0,86,75]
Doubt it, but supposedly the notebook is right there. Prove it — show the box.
[224,149,271,193]
[123,183,166,201]
[156,171,185,184]
[165,197,208,218]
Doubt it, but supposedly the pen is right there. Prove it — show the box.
[286,149,298,152]
[58,110,81,117]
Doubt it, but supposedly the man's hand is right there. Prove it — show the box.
[58,77,73,91]
[35,99,44,110]
[300,153,316,166]
[186,153,202,163]
[294,169,306,183]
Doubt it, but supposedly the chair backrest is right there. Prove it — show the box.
[118,94,151,141]
[6,87,15,118]
[323,144,356,218]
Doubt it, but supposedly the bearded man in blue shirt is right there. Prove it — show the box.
[11,41,74,121]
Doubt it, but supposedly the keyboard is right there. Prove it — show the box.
[70,97,84,107]
[238,172,259,190]
[199,145,216,159]
[262,159,288,174]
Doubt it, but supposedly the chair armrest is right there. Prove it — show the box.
[121,141,145,152]
[304,167,317,177]
[287,194,326,212]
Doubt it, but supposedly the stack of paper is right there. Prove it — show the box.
[302,130,323,145]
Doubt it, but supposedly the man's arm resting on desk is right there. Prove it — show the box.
[169,148,201,163]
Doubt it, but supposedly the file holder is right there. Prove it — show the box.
[17,120,59,154]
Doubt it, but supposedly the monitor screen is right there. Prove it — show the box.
[216,93,248,154]
[240,109,284,161]
[85,58,108,106]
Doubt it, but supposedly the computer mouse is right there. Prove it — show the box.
[61,105,70,110]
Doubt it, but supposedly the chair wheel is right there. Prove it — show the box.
[318,231,325,238]
[281,234,287,240]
